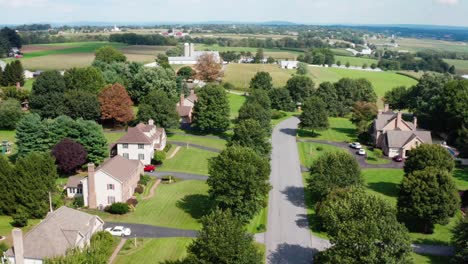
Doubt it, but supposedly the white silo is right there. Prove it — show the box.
[190,43,195,57]
[184,43,190,57]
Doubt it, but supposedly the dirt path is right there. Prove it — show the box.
[108,238,127,264]
[167,146,181,159]
[143,179,161,200]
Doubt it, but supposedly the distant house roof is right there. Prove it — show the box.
[97,155,143,183]
[5,206,103,260]
[66,175,86,188]
[375,112,415,131]
[116,122,162,144]
[386,130,432,148]
[176,105,192,117]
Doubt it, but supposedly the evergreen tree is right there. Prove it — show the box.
[192,84,230,132]
[63,90,101,121]
[299,96,329,131]
[29,71,67,118]
[16,113,47,156]
[10,60,25,86]
[0,155,15,215]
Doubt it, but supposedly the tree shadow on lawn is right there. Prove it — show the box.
[367,182,400,198]
[296,129,319,138]
[453,168,468,184]
[176,194,214,221]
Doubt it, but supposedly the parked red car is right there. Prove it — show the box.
[144,165,156,172]
[393,156,404,162]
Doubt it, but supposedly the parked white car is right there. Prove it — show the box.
[357,149,366,156]
[349,142,362,149]
[105,226,131,237]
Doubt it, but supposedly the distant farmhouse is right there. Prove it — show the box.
[372,104,432,158]
[346,45,373,56]
[280,60,299,69]
[161,28,189,38]
[4,206,104,263]
[169,43,221,65]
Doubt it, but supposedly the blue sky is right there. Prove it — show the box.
[0,0,467,26]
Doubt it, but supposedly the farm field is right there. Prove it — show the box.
[444,58,468,74]
[335,55,378,67]
[115,238,192,264]
[159,147,218,175]
[371,37,468,53]
[223,64,294,90]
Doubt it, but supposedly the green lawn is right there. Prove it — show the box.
[23,79,34,91]
[412,253,451,264]
[444,58,468,75]
[246,207,268,233]
[297,142,345,168]
[454,167,468,190]
[297,117,357,143]
[227,93,246,120]
[104,131,126,144]
[93,180,211,230]
[335,55,378,67]
[0,216,41,247]
[159,147,218,175]
[224,64,294,90]
[364,147,391,165]
[167,134,227,150]
[115,238,192,264]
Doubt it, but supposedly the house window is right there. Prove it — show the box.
[138,144,144,149]
[123,143,128,149]
[77,188,82,194]
[107,184,115,190]
[122,153,129,159]
[69,188,75,194]
[107,196,115,204]
[138,154,145,160]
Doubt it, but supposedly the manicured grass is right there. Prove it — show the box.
[0,216,41,247]
[297,142,345,168]
[411,253,451,264]
[453,167,468,190]
[104,131,126,144]
[115,238,192,264]
[246,207,268,234]
[93,180,211,230]
[224,64,294,90]
[301,172,329,239]
[159,147,218,175]
[23,79,34,91]
[167,134,227,150]
[364,147,391,165]
[297,117,357,143]
[445,58,468,74]
[227,93,246,120]
[335,55,378,67]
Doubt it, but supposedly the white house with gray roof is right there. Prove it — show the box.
[3,206,103,264]
[373,104,432,158]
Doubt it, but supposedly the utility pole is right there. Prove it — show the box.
[49,192,53,212]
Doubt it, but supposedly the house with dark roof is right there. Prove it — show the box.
[115,119,167,165]
[176,90,198,124]
[373,104,432,158]
[4,206,103,263]
[65,155,144,210]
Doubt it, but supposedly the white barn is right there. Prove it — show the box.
[169,43,221,65]
[280,60,299,69]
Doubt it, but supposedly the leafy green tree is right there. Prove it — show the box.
[14,152,57,218]
[254,48,264,63]
[267,56,275,63]
[184,209,263,264]
[247,89,271,110]
[307,152,362,201]
[94,46,126,64]
[192,84,230,132]
[73,119,108,164]
[285,75,315,103]
[403,144,454,174]
[177,66,194,80]
[156,53,171,69]
[238,102,271,133]
[130,67,177,103]
[438,80,468,132]
[229,119,271,157]
[397,167,459,233]
[137,90,179,128]
[268,88,295,111]
[350,101,378,134]
[208,146,271,222]
[452,217,468,264]
[29,70,67,118]
[0,155,15,215]
[16,113,47,156]
[384,86,408,110]
[346,61,351,68]
[315,82,340,116]
[315,188,413,264]
[299,96,329,131]
[332,78,377,116]
[63,90,101,121]
[296,62,309,75]
[64,67,105,93]
[249,71,273,91]
[0,99,22,129]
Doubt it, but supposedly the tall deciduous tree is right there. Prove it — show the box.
[130,67,177,102]
[29,70,67,118]
[384,86,408,110]
[137,90,179,128]
[315,82,340,116]
[315,188,413,263]
[350,101,378,134]
[94,46,126,64]
[192,84,230,132]
[184,209,263,264]
[208,146,271,222]
[285,75,315,104]
[269,88,295,111]
[195,53,222,82]
[238,102,271,133]
[177,66,194,80]
[397,167,459,233]
[64,67,105,93]
[296,62,309,75]
[229,119,271,157]
[249,71,273,91]
[403,144,454,174]
[299,96,329,131]
[0,98,22,129]
[52,138,88,174]
[99,83,134,124]
[64,90,101,121]
[307,152,362,201]
[452,217,468,264]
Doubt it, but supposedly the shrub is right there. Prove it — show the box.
[105,202,129,215]
[223,82,236,90]
[163,143,172,153]
[153,151,166,164]
[161,175,175,183]
[134,185,144,194]
[0,242,8,252]
[316,146,323,151]
[271,110,286,120]
[126,198,139,207]
[139,175,151,186]
[72,196,84,208]
[12,208,28,227]
[374,149,383,158]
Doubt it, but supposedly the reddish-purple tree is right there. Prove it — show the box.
[52,138,88,174]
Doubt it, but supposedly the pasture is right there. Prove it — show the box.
[371,37,468,53]
[198,44,299,59]
[444,58,468,74]
[334,55,378,67]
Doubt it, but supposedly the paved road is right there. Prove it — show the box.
[266,117,330,264]
[149,171,208,181]
[104,222,198,238]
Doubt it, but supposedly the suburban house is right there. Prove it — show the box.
[3,206,103,264]
[169,43,221,65]
[115,119,167,165]
[373,104,432,158]
[279,60,299,69]
[65,155,144,210]
[176,90,198,124]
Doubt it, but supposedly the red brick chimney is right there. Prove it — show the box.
[87,163,97,209]
[179,94,185,107]
[12,228,24,264]
[413,116,417,131]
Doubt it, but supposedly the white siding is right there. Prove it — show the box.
[6,257,43,264]
[117,143,153,165]
[82,172,123,209]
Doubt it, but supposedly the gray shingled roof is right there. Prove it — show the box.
[5,206,103,260]
[66,175,85,188]
[375,112,415,131]
[386,130,432,148]
[98,155,142,183]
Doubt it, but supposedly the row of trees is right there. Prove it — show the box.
[297,48,335,66]
[109,33,178,46]
[378,51,455,73]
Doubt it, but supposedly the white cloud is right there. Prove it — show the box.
[435,0,459,5]
[0,0,49,8]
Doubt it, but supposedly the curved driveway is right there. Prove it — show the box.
[266,117,330,264]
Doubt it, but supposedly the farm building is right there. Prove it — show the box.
[280,60,299,69]
[168,43,221,65]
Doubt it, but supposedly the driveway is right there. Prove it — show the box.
[104,222,198,238]
[266,117,330,264]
